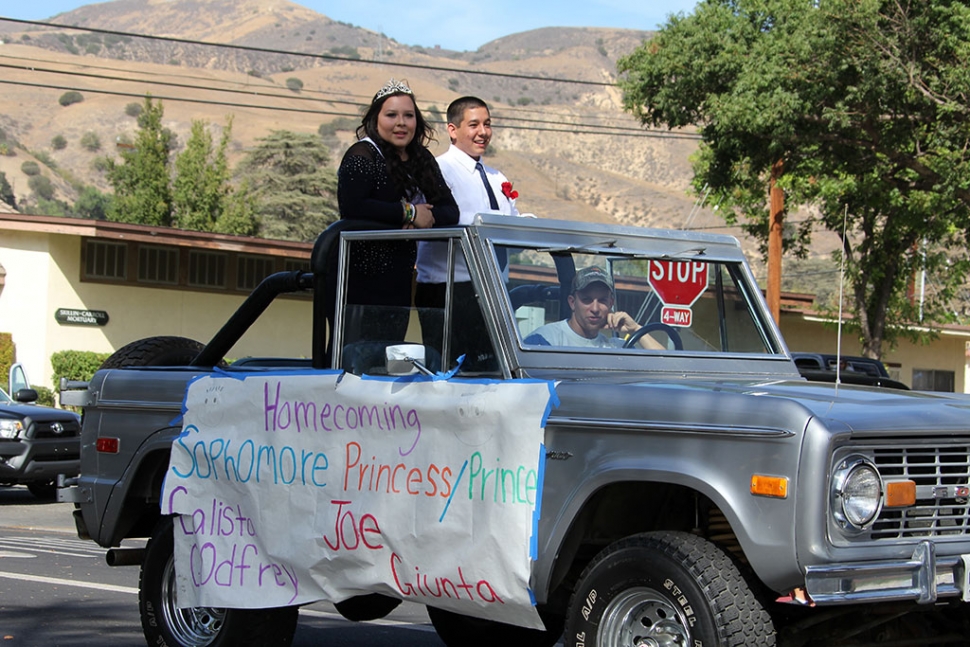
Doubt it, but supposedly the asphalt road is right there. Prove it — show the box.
[0,485,449,647]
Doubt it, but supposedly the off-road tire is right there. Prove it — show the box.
[99,336,212,370]
[564,531,776,647]
[428,605,563,647]
[26,481,57,499]
[139,516,299,647]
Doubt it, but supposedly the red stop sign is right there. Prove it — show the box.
[648,260,708,306]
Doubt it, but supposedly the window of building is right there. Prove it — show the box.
[912,369,954,392]
[284,259,311,274]
[237,255,276,291]
[138,245,179,284]
[80,239,308,297]
[84,240,127,280]
[188,251,227,288]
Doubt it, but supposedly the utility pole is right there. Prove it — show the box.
[767,160,784,324]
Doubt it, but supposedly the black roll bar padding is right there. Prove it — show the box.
[552,252,576,318]
[310,219,396,370]
[192,271,311,367]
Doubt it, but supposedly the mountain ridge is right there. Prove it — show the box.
[0,0,793,282]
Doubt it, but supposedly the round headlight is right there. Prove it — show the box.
[833,456,883,530]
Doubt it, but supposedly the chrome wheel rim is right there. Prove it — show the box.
[161,556,227,646]
[598,587,691,647]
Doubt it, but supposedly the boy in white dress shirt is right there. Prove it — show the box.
[415,97,519,370]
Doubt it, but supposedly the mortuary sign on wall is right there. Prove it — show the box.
[54,308,109,326]
[161,371,557,630]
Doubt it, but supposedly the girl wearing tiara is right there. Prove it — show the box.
[336,79,458,343]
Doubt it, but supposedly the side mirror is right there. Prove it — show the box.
[385,344,433,376]
[14,388,39,404]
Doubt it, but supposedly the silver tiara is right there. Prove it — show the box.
[374,78,413,101]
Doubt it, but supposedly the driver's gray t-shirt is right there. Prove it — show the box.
[525,319,623,348]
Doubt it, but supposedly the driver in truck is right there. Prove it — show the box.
[525,266,665,349]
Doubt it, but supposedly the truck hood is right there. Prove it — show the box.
[0,403,81,423]
[547,374,970,435]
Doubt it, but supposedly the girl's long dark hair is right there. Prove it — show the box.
[357,91,446,203]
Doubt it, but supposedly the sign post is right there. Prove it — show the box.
[647,260,708,327]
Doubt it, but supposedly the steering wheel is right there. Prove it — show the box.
[623,322,684,350]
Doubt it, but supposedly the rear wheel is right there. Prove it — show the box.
[428,605,563,647]
[26,481,56,499]
[139,516,299,647]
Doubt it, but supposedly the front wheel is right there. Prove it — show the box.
[565,531,775,647]
[139,516,299,647]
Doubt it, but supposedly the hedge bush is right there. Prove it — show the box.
[0,333,13,394]
[50,350,111,389]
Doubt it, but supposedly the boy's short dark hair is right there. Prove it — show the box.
[447,96,490,127]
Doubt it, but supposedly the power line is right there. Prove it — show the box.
[0,77,698,139]
[0,50,639,124]
[1,17,615,87]
[0,59,699,138]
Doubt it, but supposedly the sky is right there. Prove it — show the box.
[1,0,701,51]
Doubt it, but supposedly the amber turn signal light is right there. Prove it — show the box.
[751,475,789,499]
[884,480,916,507]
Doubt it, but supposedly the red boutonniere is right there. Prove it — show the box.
[501,181,519,200]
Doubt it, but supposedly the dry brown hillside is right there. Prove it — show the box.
[0,0,808,285]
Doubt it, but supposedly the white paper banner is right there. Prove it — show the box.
[161,371,556,629]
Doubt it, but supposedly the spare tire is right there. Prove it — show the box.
[99,336,216,370]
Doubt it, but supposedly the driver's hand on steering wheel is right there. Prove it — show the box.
[606,311,639,337]
[608,311,667,350]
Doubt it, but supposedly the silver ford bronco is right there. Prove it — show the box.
[61,215,970,647]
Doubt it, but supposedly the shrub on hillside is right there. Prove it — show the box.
[20,161,40,176]
[28,174,54,200]
[51,134,67,150]
[80,132,101,152]
[286,77,304,92]
[124,102,143,118]
[58,91,84,107]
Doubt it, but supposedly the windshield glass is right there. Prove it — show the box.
[503,245,778,355]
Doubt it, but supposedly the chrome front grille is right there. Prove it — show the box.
[870,444,970,540]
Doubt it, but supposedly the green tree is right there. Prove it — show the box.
[51,134,67,150]
[74,186,113,220]
[172,117,258,236]
[106,95,173,226]
[236,130,338,241]
[0,172,15,209]
[618,0,970,359]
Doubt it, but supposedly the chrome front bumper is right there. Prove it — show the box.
[804,541,970,605]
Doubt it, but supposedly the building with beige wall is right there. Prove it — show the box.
[2,213,969,393]
[1,213,313,389]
